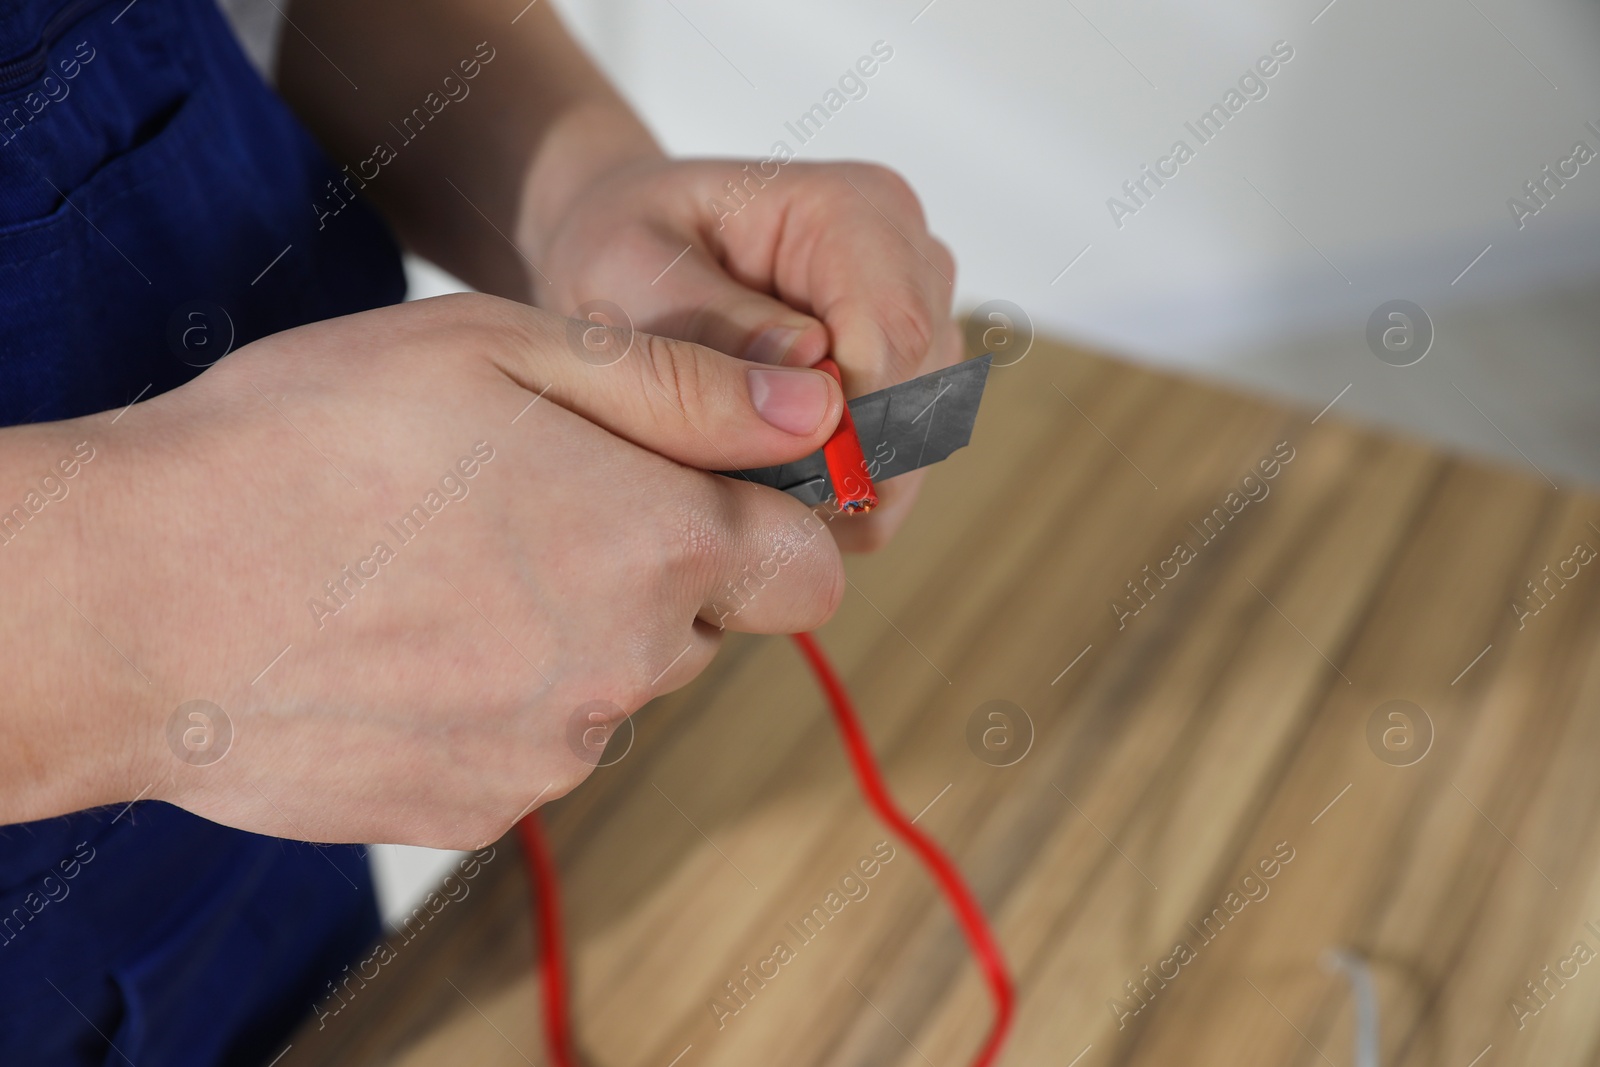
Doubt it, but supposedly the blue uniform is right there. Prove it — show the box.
[0,0,404,1062]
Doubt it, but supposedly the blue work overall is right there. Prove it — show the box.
[0,0,405,1062]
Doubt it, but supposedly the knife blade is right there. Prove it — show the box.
[723,354,993,506]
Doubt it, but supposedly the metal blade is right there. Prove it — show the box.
[724,354,992,506]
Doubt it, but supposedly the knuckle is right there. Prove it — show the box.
[471,813,516,849]
[605,635,697,708]
[848,163,922,216]
[661,474,739,589]
[435,811,511,852]
[423,292,545,365]
[430,290,496,318]
[611,669,654,714]
[439,291,528,337]
[451,771,590,850]
[638,332,707,425]
[876,286,938,377]
[543,765,594,806]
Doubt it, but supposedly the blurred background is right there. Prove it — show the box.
[226,0,1600,922]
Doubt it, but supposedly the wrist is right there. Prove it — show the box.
[514,97,665,276]
[0,416,168,820]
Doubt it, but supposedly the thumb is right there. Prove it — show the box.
[648,248,832,368]
[491,298,844,471]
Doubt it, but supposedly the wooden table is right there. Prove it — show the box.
[282,336,1600,1067]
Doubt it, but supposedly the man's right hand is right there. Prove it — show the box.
[0,293,847,847]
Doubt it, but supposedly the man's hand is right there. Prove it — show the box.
[0,295,846,846]
[524,157,963,552]
[278,1,960,551]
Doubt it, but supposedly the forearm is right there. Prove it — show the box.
[277,0,663,301]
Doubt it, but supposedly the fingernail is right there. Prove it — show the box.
[748,367,830,435]
[743,326,803,365]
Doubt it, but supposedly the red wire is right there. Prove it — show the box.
[516,633,1016,1067]
[515,812,577,1067]
[788,631,1015,1066]
[814,358,879,514]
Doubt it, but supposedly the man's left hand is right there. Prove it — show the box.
[528,157,961,553]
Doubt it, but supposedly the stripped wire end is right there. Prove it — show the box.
[839,496,876,515]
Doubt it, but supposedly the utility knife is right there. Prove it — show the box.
[725,354,992,506]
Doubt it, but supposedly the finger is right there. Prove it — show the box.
[783,166,958,395]
[829,319,963,552]
[473,295,845,471]
[695,475,845,635]
[625,240,834,368]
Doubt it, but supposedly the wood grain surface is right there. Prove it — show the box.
[281,336,1600,1067]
